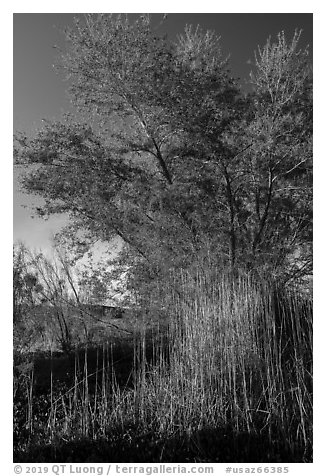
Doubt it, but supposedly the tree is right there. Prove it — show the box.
[14,244,44,320]
[13,243,44,352]
[244,31,312,283]
[15,15,312,301]
[201,30,312,283]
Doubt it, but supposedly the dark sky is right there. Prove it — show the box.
[13,13,313,253]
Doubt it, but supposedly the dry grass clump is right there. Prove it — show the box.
[14,269,312,462]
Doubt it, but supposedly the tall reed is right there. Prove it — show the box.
[18,267,312,460]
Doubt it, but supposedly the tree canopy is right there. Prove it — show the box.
[15,15,312,301]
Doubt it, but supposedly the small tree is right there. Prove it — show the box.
[13,243,46,356]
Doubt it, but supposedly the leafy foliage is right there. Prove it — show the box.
[14,16,312,300]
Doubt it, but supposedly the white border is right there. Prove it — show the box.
[3,2,324,474]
